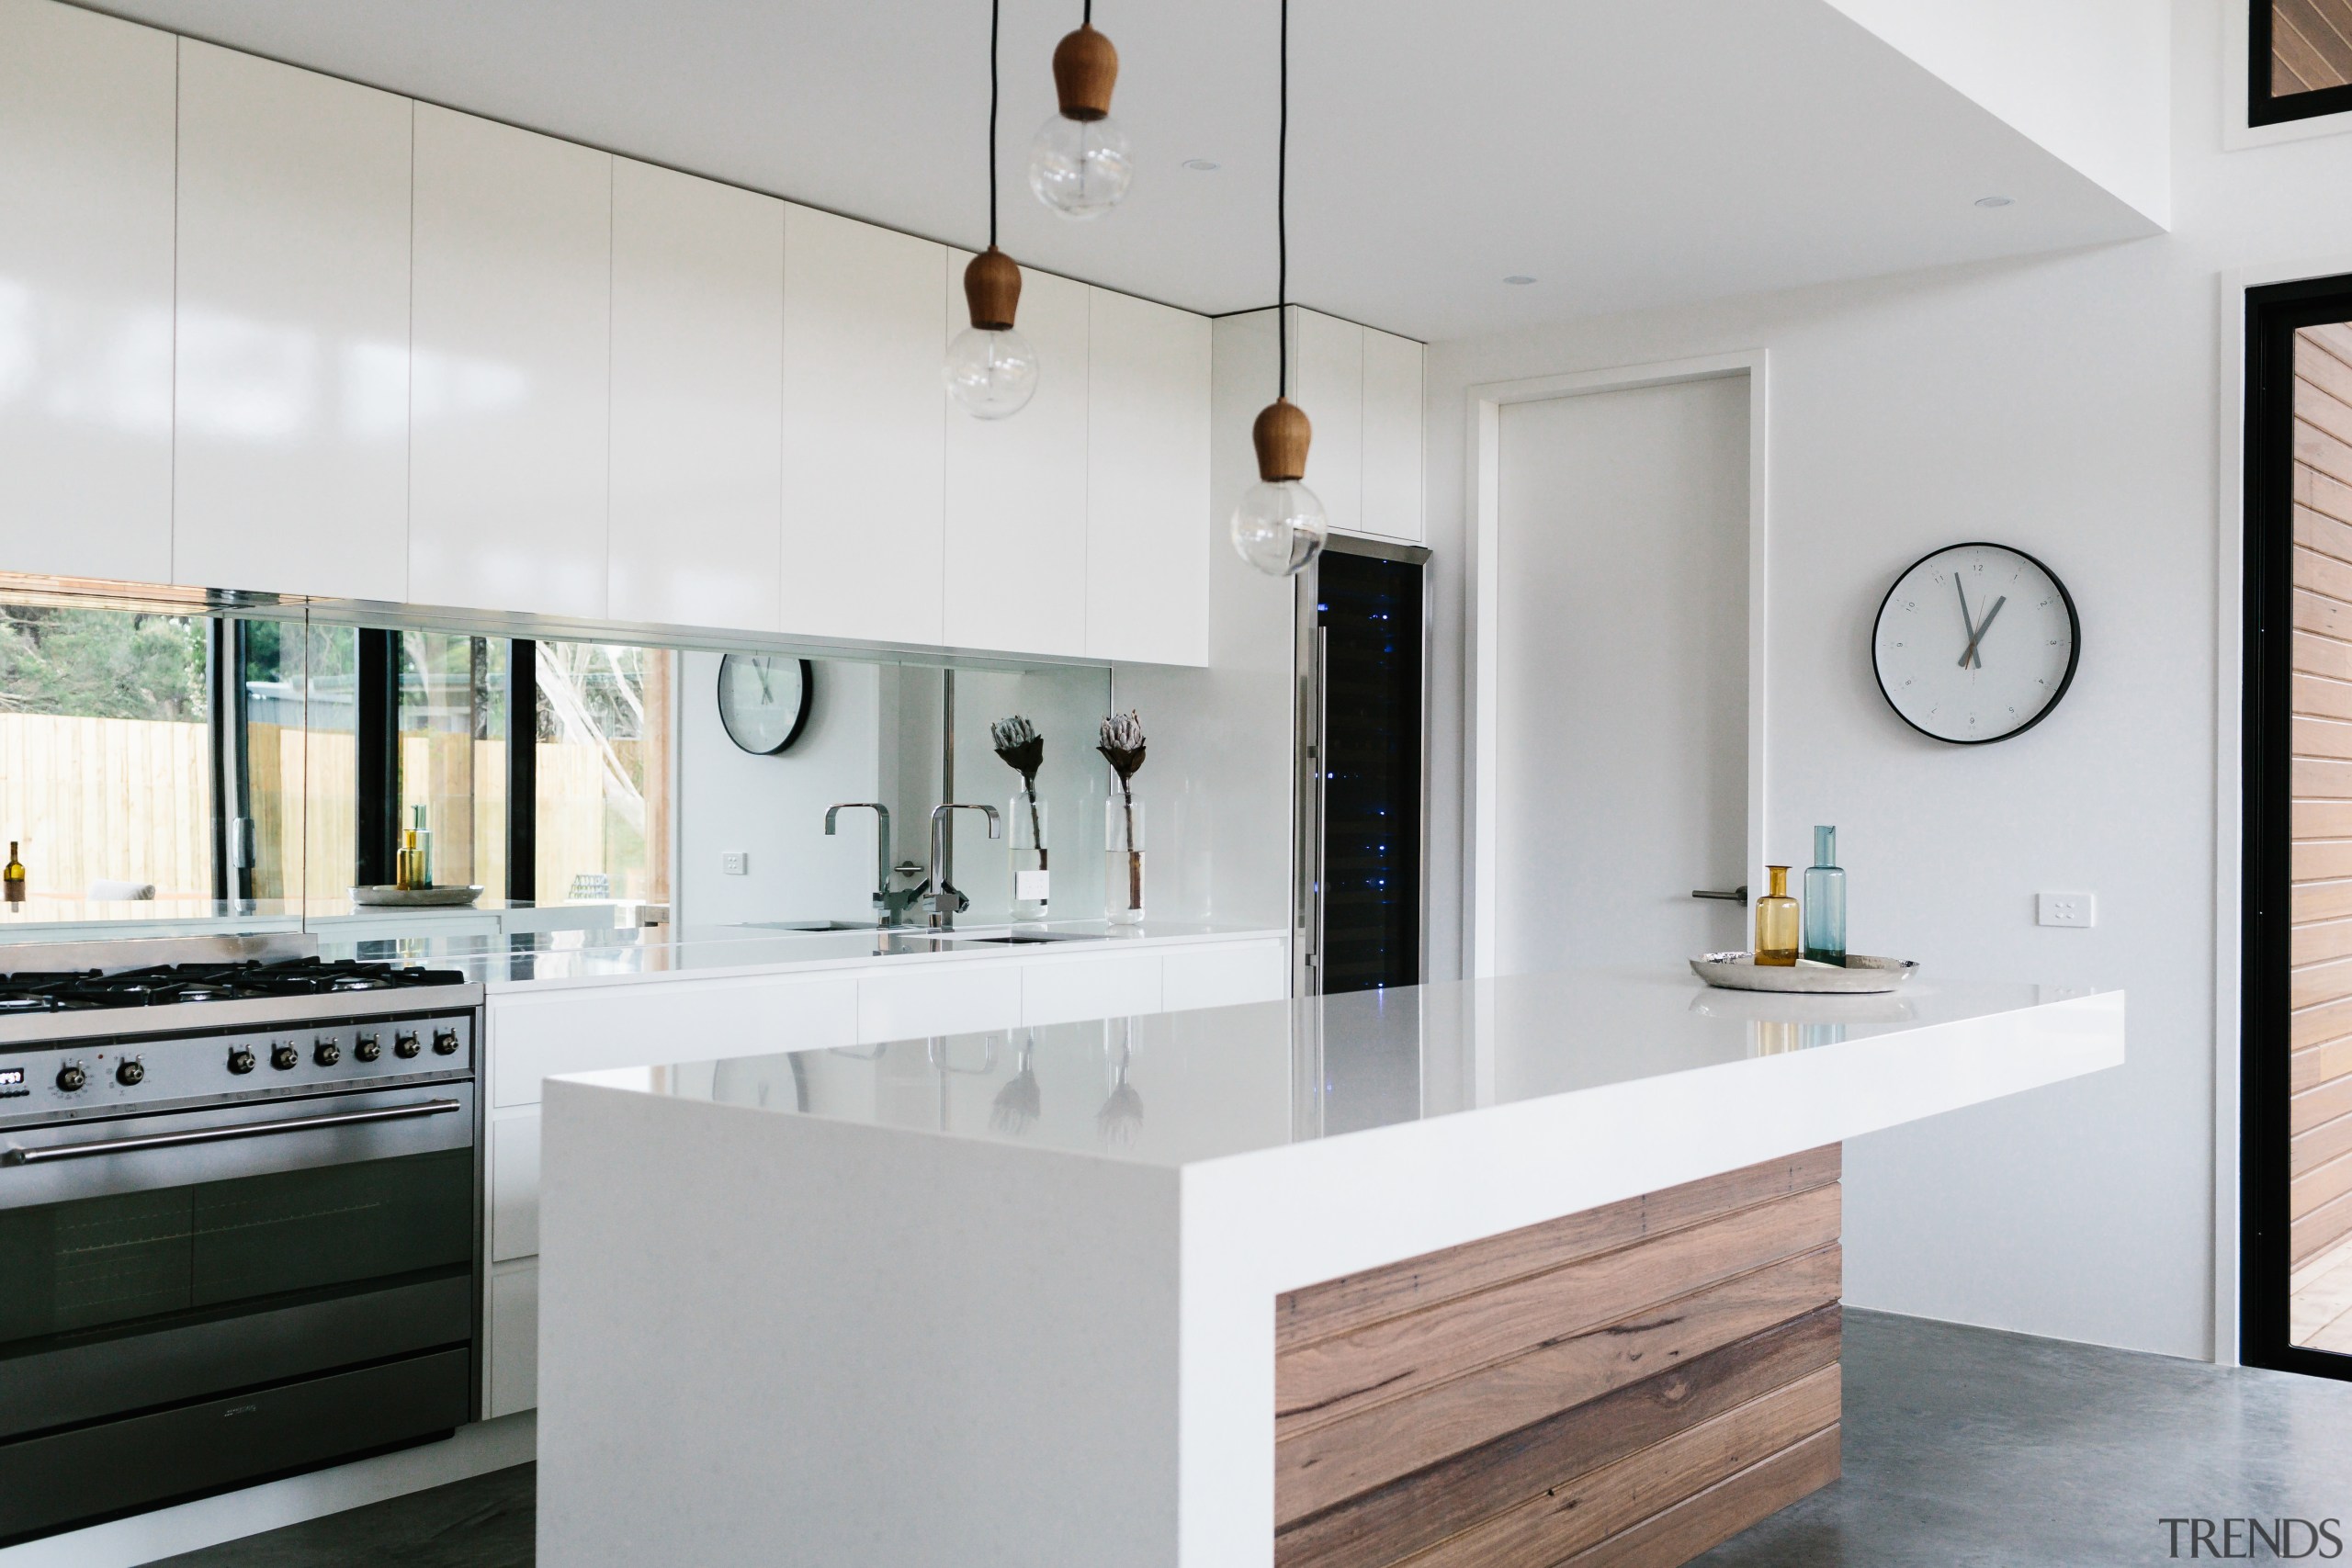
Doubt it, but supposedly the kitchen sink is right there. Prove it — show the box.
[743,920,878,933]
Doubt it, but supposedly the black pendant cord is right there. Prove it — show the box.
[989,0,1001,248]
[1084,0,1093,23]
[1277,0,1289,400]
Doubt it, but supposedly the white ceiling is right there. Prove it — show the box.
[75,0,2160,342]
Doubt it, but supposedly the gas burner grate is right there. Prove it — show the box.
[0,956,468,1011]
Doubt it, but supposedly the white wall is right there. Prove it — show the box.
[1826,0,2173,225]
[676,653,883,928]
[1110,311,1302,935]
[1422,0,2352,1361]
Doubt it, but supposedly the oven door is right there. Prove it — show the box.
[0,1083,479,1540]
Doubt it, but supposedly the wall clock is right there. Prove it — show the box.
[1871,542,2078,744]
[717,654,814,755]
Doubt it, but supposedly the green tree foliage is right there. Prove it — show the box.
[0,605,208,721]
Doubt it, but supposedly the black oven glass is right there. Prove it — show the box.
[0,1148,471,1355]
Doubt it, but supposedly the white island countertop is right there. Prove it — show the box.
[537,968,2122,1568]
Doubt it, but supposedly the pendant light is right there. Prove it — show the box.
[1028,3,1133,220]
[1230,0,1327,577]
[945,0,1041,420]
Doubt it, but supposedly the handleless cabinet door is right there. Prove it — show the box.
[0,0,175,584]
[781,205,947,646]
[174,42,412,601]
[411,106,611,620]
[1360,328,1425,544]
[1086,288,1210,667]
[610,159,785,633]
[943,250,1089,657]
[1286,308,1363,538]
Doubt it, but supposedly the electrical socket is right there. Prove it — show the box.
[721,852,749,876]
[2038,892,2095,929]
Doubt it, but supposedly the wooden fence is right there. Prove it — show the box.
[0,714,659,906]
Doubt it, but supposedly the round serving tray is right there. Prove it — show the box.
[349,885,485,908]
[1690,953,1917,994]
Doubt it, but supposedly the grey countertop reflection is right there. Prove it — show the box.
[561,968,2118,1169]
[322,919,1283,990]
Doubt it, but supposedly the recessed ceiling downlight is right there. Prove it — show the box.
[1182,158,1220,171]
[1504,275,1537,285]
[1974,195,2014,209]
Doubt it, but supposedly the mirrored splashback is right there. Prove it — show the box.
[0,593,1112,946]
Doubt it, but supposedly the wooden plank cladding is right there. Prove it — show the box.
[2293,323,2352,1268]
[1273,1149,1844,1568]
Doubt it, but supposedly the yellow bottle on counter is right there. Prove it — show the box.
[1755,864,1799,966]
[4,841,23,904]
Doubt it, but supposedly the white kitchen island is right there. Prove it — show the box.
[535,968,2121,1568]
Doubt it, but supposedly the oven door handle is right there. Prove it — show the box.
[0,1098,465,1167]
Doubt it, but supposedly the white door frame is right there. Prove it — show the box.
[1463,350,1770,980]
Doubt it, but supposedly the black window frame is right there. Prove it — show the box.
[2243,274,2352,1380]
[2251,1,2352,128]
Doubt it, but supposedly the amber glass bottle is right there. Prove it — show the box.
[4,841,25,905]
[1754,864,1799,966]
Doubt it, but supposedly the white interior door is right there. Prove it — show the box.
[1490,373,1752,974]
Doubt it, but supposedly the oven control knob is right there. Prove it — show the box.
[114,1058,144,1087]
[270,1043,300,1071]
[354,1032,382,1063]
[227,1046,256,1075]
[54,1063,85,1093]
[393,1032,422,1059]
[432,1029,460,1056]
[312,1040,342,1067]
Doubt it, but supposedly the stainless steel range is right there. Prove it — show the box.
[0,934,484,1546]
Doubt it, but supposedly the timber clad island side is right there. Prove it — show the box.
[531,968,2123,1568]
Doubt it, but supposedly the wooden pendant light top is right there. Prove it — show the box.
[1053,24,1119,120]
[1253,398,1312,483]
[964,246,1023,331]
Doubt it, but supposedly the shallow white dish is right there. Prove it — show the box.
[349,885,485,908]
[1690,952,1917,993]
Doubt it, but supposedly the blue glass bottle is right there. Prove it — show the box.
[1803,825,1847,965]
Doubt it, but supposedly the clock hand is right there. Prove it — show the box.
[1957,594,2007,670]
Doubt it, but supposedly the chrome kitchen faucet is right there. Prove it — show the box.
[824,803,922,928]
[924,804,1001,931]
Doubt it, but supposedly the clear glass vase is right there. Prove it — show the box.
[1010,792,1050,929]
[1105,794,1145,925]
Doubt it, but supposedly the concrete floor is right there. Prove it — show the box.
[150,1309,2352,1568]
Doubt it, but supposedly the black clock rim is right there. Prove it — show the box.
[716,654,815,755]
[1871,540,2081,748]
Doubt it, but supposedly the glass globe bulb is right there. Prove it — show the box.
[1229,479,1329,577]
[944,324,1039,419]
[1028,111,1134,220]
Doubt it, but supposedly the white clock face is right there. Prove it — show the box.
[1872,543,2078,744]
[717,654,812,755]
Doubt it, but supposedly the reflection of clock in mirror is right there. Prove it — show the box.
[717,654,814,755]
[1871,542,2078,745]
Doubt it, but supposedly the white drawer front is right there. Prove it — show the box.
[857,964,1023,1042]
[487,1259,539,1418]
[1020,953,1164,1027]
[1162,941,1288,1012]
[492,974,859,1106]
[491,1110,541,1263]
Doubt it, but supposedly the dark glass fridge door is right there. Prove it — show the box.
[1304,544,1428,995]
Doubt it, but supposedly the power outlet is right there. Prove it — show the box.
[721,852,749,876]
[2038,892,2095,929]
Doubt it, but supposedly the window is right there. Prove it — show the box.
[0,602,671,919]
[2254,1,2352,126]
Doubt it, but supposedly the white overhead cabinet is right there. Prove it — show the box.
[173,42,412,603]
[1086,289,1212,666]
[410,106,613,620]
[1282,307,1424,547]
[1360,325,1426,544]
[1287,308,1364,537]
[942,252,1091,657]
[0,0,175,585]
[609,159,786,633]
[781,205,948,646]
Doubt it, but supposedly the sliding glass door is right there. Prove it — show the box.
[2245,276,2352,1376]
